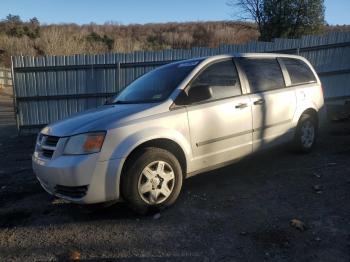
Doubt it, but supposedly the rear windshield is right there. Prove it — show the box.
[281,58,317,85]
[109,59,202,104]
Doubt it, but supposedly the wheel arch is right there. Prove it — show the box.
[298,108,319,128]
[121,138,188,179]
[293,99,320,128]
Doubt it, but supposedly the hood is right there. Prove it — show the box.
[41,103,156,137]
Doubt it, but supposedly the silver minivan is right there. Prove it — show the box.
[32,54,325,213]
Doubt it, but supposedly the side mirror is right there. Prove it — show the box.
[188,84,213,103]
[174,90,189,106]
[104,96,116,105]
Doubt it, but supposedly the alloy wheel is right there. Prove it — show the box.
[301,120,315,149]
[137,160,175,205]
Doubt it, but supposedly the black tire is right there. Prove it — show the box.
[293,113,318,153]
[121,147,183,214]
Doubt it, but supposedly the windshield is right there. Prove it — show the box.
[109,59,202,104]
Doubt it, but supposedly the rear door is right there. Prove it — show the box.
[237,57,297,151]
[185,59,253,170]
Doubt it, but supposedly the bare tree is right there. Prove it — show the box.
[227,0,264,35]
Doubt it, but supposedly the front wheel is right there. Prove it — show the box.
[121,147,183,214]
[294,114,317,153]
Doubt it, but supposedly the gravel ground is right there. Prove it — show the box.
[0,121,349,262]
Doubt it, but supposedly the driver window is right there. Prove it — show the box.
[189,59,242,102]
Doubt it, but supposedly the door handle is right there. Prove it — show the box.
[235,103,248,109]
[253,99,265,105]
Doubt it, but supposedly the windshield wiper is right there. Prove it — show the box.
[112,100,130,104]
[106,100,133,105]
[110,100,158,104]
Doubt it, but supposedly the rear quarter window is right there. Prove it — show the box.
[281,58,317,85]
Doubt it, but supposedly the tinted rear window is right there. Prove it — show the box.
[238,58,285,93]
[282,58,317,85]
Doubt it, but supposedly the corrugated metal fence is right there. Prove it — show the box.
[12,31,350,133]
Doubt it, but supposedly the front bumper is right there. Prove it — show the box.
[32,153,125,204]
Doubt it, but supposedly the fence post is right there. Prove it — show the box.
[10,56,20,134]
[117,62,121,92]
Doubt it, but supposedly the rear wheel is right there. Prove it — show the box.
[121,147,183,214]
[294,113,317,153]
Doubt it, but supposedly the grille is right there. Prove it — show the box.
[39,135,60,159]
[42,148,54,158]
[54,185,88,198]
[45,136,60,147]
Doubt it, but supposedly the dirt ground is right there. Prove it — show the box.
[0,120,349,262]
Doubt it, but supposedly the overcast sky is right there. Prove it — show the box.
[0,0,348,25]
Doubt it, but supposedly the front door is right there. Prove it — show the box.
[186,59,253,170]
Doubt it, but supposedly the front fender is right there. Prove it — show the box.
[101,127,191,201]
[109,127,192,165]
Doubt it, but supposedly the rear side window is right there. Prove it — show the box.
[281,58,317,85]
[190,59,241,101]
[239,58,285,93]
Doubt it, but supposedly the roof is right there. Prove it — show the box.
[202,53,303,60]
[198,53,309,66]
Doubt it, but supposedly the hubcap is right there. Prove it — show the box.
[137,161,175,205]
[301,120,315,148]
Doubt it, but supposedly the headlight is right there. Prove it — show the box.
[36,133,44,146]
[63,132,106,155]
